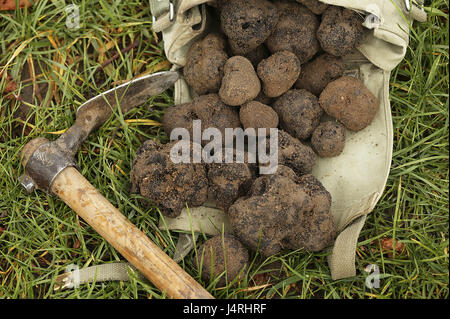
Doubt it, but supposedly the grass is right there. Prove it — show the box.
[0,0,448,299]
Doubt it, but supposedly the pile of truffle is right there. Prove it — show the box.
[131,0,379,285]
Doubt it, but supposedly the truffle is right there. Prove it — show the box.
[183,34,228,95]
[296,0,329,15]
[239,101,279,136]
[207,161,254,212]
[130,140,208,218]
[317,6,365,57]
[195,234,249,286]
[162,94,241,144]
[220,0,279,55]
[295,53,344,96]
[311,121,346,157]
[228,173,335,256]
[257,51,301,98]
[265,0,320,64]
[272,89,323,140]
[276,130,316,176]
[219,56,261,106]
[319,76,379,131]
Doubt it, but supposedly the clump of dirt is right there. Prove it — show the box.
[311,121,346,157]
[257,51,301,98]
[265,0,320,64]
[317,6,365,57]
[319,76,379,131]
[183,33,228,95]
[297,0,329,15]
[295,53,344,96]
[195,233,249,286]
[272,89,323,140]
[130,140,208,218]
[219,56,261,106]
[239,101,279,135]
[228,171,335,256]
[220,0,279,55]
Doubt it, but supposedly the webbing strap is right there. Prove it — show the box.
[328,215,367,280]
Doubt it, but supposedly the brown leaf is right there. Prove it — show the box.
[0,71,18,99]
[251,273,271,287]
[381,238,405,257]
[0,0,33,11]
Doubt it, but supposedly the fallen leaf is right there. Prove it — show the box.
[0,0,33,11]
[251,273,271,287]
[381,238,405,257]
[0,71,18,99]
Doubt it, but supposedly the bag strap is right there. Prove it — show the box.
[54,262,146,291]
[328,215,367,280]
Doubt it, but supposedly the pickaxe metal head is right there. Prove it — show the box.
[20,71,179,193]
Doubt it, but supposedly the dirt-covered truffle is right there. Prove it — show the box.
[317,6,364,57]
[265,0,320,64]
[219,56,261,106]
[207,161,254,212]
[277,130,316,176]
[228,173,335,256]
[272,89,323,140]
[183,34,228,95]
[220,0,279,55]
[130,140,208,218]
[162,102,197,139]
[257,51,301,98]
[295,53,344,96]
[297,0,329,15]
[311,121,346,157]
[239,101,278,135]
[319,76,379,131]
[162,94,241,144]
[195,234,249,286]
[192,94,241,139]
[290,174,336,251]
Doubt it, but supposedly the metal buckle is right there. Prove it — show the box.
[152,0,175,25]
[405,0,425,12]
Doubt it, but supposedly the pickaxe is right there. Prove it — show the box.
[19,71,213,299]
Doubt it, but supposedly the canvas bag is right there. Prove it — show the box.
[56,0,427,289]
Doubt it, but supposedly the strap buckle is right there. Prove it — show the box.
[152,0,175,25]
[404,0,425,12]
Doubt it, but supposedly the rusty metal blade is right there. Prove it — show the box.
[76,71,179,118]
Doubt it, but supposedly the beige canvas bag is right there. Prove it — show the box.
[56,0,427,289]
